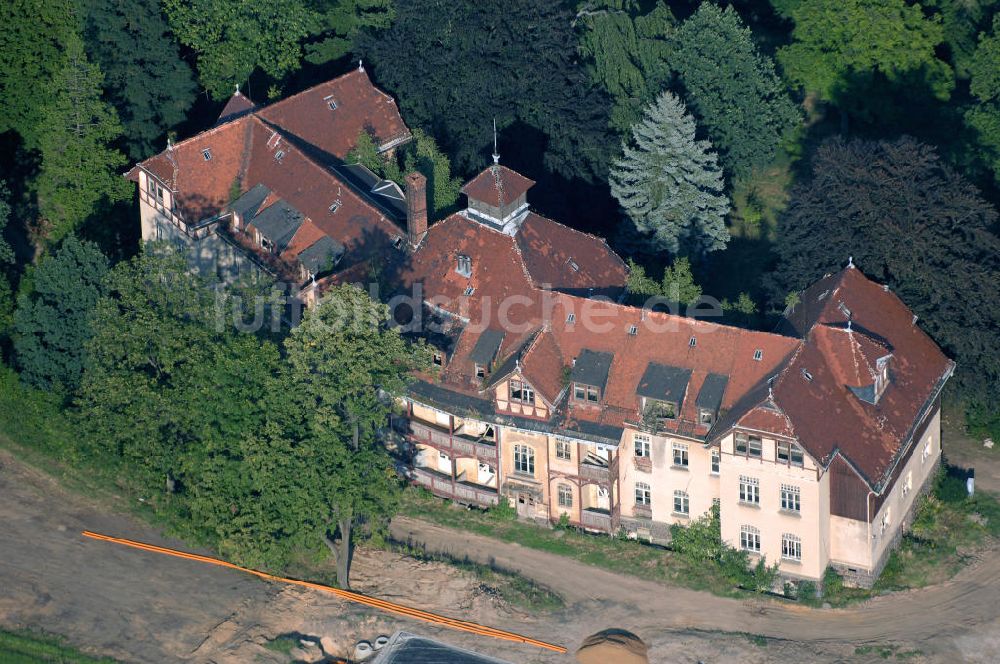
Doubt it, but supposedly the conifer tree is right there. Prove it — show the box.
[34,37,130,246]
[610,92,730,257]
[673,4,801,178]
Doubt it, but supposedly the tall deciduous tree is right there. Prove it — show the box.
[303,0,395,66]
[0,1,79,148]
[81,0,197,160]
[769,136,1000,418]
[77,246,279,495]
[577,0,675,133]
[966,15,1000,183]
[778,0,953,103]
[359,0,614,180]
[0,187,14,338]
[13,236,108,394]
[926,0,1000,79]
[34,37,130,245]
[163,0,312,99]
[610,92,730,257]
[673,4,801,178]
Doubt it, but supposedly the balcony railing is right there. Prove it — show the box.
[579,460,611,483]
[411,466,498,507]
[407,419,498,462]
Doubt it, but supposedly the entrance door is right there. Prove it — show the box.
[516,492,534,518]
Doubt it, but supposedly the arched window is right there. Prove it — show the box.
[557,483,573,508]
[514,445,534,475]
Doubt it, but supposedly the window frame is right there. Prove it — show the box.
[634,434,651,458]
[781,533,802,561]
[747,435,763,458]
[673,490,690,516]
[509,379,535,405]
[672,442,689,468]
[573,382,600,403]
[634,482,651,506]
[739,475,760,505]
[711,449,720,475]
[513,444,535,476]
[740,525,761,553]
[699,408,714,425]
[557,483,573,508]
[780,484,801,512]
[555,440,572,461]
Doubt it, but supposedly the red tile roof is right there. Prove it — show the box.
[729,267,955,488]
[217,90,256,125]
[257,69,411,159]
[461,165,534,208]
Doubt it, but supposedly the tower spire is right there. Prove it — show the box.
[492,118,500,165]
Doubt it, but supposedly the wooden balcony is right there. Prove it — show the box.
[579,460,611,484]
[411,466,498,507]
[407,419,498,462]
[580,507,612,532]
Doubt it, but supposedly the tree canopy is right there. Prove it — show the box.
[673,4,800,179]
[770,136,1000,417]
[778,0,953,104]
[610,92,730,257]
[577,0,675,133]
[359,0,614,180]
[82,0,197,160]
[966,15,1000,183]
[13,236,109,394]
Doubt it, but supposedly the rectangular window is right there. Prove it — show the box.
[780,484,801,512]
[202,148,212,161]
[509,380,534,404]
[514,445,534,476]
[475,364,486,379]
[635,482,651,506]
[672,442,689,468]
[778,441,805,466]
[880,507,892,535]
[673,490,690,515]
[735,433,748,455]
[556,440,571,461]
[699,408,714,425]
[574,383,599,403]
[748,435,763,458]
[901,471,913,498]
[922,438,932,463]
[781,533,802,561]
[740,525,761,552]
[633,434,650,458]
[739,476,760,505]
[711,449,720,474]
[432,352,443,366]
[558,484,572,508]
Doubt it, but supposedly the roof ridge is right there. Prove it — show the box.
[141,114,250,166]
[256,68,369,114]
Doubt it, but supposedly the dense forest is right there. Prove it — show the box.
[1,0,999,582]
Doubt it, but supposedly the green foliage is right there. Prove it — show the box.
[556,512,572,530]
[778,0,953,103]
[346,130,386,175]
[304,0,395,66]
[966,15,1000,184]
[770,136,1000,426]
[625,259,662,300]
[927,0,1000,79]
[0,628,119,663]
[13,236,109,394]
[577,0,676,132]
[403,128,463,217]
[661,257,703,307]
[610,92,730,257]
[162,0,312,99]
[0,188,13,339]
[34,36,130,245]
[672,4,801,178]
[359,0,614,180]
[81,0,196,160]
[77,246,279,496]
[489,496,517,521]
[0,1,79,148]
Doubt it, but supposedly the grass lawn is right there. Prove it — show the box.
[0,629,118,663]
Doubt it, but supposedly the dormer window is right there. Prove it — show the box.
[777,441,804,466]
[432,351,443,366]
[568,258,579,272]
[753,349,763,361]
[329,200,342,213]
[274,149,285,162]
[456,254,472,277]
[874,355,891,400]
[573,383,600,403]
[627,325,638,336]
[688,336,697,347]
[566,313,576,324]
[475,363,487,379]
[202,148,212,161]
[509,379,534,404]
[699,408,714,425]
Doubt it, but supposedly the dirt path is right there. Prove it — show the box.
[390,515,1000,661]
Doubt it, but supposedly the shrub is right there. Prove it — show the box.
[555,512,571,530]
[797,580,817,600]
[489,497,516,521]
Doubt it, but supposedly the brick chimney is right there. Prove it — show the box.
[405,171,428,247]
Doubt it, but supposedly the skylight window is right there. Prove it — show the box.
[566,313,576,324]
[202,148,212,161]
[689,336,697,347]
[627,325,638,336]
[801,368,813,382]
[324,94,338,110]
[838,301,852,318]
[274,150,285,162]
[568,258,579,272]
[393,236,404,249]
[463,286,475,296]
[753,349,763,361]
[329,200,342,213]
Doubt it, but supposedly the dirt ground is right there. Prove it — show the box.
[2,432,1000,664]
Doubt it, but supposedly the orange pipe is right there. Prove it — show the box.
[81,530,566,654]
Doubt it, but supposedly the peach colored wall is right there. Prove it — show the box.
[494,372,550,419]
[499,428,550,520]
